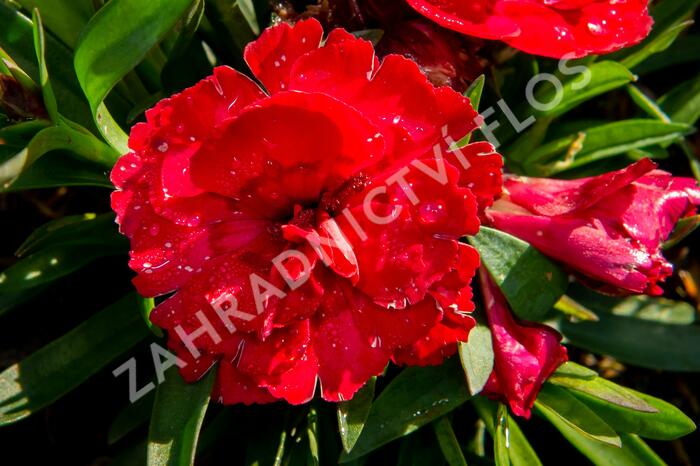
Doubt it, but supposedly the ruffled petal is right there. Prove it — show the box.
[190,90,385,218]
[244,18,324,94]
[406,0,652,58]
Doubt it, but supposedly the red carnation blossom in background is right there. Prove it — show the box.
[480,269,568,418]
[286,1,487,92]
[376,19,487,93]
[405,0,653,58]
[111,18,503,404]
[486,159,700,296]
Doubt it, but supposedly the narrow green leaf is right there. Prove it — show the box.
[549,367,657,413]
[622,21,693,70]
[660,74,700,126]
[494,403,511,466]
[340,359,470,462]
[74,0,194,151]
[109,392,156,445]
[458,74,486,146]
[307,407,320,466]
[528,120,690,176]
[0,2,93,128]
[552,362,597,380]
[16,212,121,257]
[635,34,700,75]
[0,151,111,192]
[466,74,485,112]
[0,242,125,293]
[31,9,58,122]
[337,377,375,453]
[468,227,568,321]
[567,284,695,325]
[573,387,696,441]
[458,324,494,395]
[560,311,700,371]
[535,384,621,447]
[0,124,117,186]
[664,215,700,249]
[433,416,468,466]
[533,61,635,118]
[553,295,599,322]
[0,293,150,425]
[609,0,699,69]
[545,415,666,466]
[147,368,215,466]
[15,0,92,48]
[627,85,670,123]
[473,397,542,466]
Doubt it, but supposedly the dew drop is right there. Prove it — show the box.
[418,201,446,224]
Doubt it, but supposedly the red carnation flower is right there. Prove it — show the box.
[480,269,568,418]
[405,0,653,58]
[485,159,700,296]
[376,19,487,93]
[111,19,503,404]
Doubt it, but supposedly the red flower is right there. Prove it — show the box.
[111,19,503,404]
[405,0,653,58]
[480,269,568,418]
[376,19,487,93]
[486,159,700,296]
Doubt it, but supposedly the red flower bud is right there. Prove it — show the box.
[480,269,568,418]
[485,159,700,295]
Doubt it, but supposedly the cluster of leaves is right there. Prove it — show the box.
[1,0,699,465]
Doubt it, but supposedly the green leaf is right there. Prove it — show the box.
[567,284,695,325]
[0,150,111,191]
[15,0,92,48]
[147,367,215,466]
[494,403,511,466]
[549,366,657,413]
[468,227,568,321]
[610,0,700,69]
[560,311,700,371]
[622,21,693,70]
[0,242,125,293]
[74,0,194,152]
[553,295,599,322]
[0,124,118,187]
[527,120,691,176]
[31,9,58,122]
[109,392,156,445]
[546,416,666,466]
[533,61,635,118]
[473,397,542,466]
[433,416,468,466]
[340,359,470,462]
[307,407,320,466]
[465,74,485,112]
[626,85,670,123]
[552,361,597,380]
[0,293,151,425]
[16,212,120,256]
[0,2,93,128]
[458,324,494,395]
[535,384,621,447]
[573,387,696,441]
[337,377,375,453]
[660,74,700,126]
[635,34,700,75]
[458,74,485,146]
[664,215,700,250]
